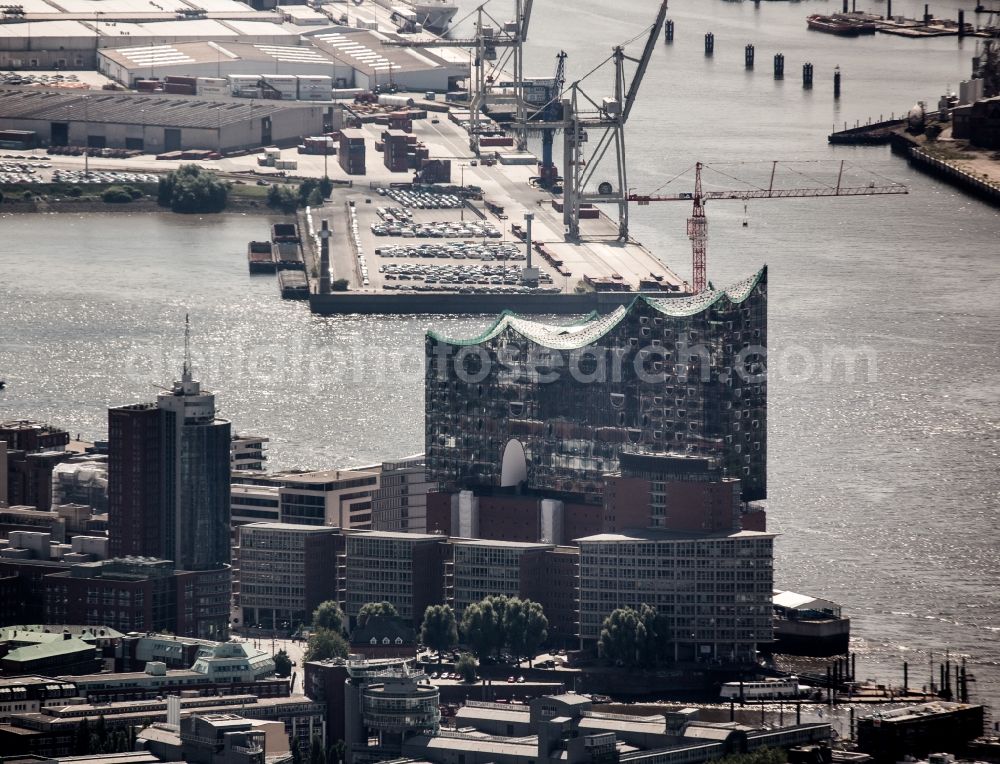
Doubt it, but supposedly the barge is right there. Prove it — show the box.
[807,14,863,36]
[247,241,276,274]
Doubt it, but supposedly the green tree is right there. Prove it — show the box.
[74,716,91,755]
[326,740,345,764]
[94,715,108,754]
[274,648,292,677]
[157,164,228,213]
[716,748,787,764]
[266,183,299,213]
[101,185,133,203]
[309,733,325,764]
[331,278,349,292]
[506,598,548,666]
[455,652,477,682]
[421,604,458,662]
[357,601,398,628]
[290,737,303,764]
[307,187,325,207]
[460,599,501,659]
[637,603,670,667]
[305,628,348,662]
[599,607,642,668]
[312,600,346,634]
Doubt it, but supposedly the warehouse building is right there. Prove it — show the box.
[305,28,466,92]
[0,87,337,151]
[98,39,354,88]
[95,28,466,92]
[0,15,298,70]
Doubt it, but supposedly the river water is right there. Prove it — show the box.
[1,0,999,714]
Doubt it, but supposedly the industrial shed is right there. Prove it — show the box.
[304,28,467,92]
[0,16,299,70]
[0,87,337,152]
[97,39,354,87]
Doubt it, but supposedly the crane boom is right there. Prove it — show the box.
[629,185,909,203]
[627,161,908,293]
[621,0,668,123]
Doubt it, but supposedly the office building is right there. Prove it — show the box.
[449,538,554,617]
[603,452,744,533]
[425,268,767,504]
[343,658,439,763]
[344,530,446,626]
[371,454,437,534]
[576,529,775,664]
[231,434,268,472]
[238,522,342,630]
[2,420,72,511]
[41,556,222,637]
[279,468,379,529]
[108,350,231,639]
[109,360,230,571]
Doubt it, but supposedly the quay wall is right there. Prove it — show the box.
[309,290,655,315]
[903,144,1000,206]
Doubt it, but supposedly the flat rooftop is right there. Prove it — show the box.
[0,87,323,129]
[575,529,777,542]
[241,521,339,533]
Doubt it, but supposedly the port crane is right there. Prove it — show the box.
[562,0,667,241]
[627,160,908,293]
[382,0,534,153]
[529,49,567,190]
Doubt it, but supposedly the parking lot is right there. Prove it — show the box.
[0,155,157,186]
[340,192,564,294]
[381,187,464,209]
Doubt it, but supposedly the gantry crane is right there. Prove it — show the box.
[628,160,909,293]
[382,0,533,154]
[531,50,567,190]
[562,0,667,241]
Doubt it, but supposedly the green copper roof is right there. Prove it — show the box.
[427,267,766,350]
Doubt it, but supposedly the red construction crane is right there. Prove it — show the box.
[628,161,908,293]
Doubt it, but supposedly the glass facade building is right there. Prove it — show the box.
[425,268,767,504]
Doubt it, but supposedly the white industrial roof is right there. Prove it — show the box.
[0,20,96,38]
[773,590,816,609]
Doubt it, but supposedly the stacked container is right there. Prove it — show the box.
[229,74,262,98]
[197,77,229,97]
[382,129,410,172]
[296,75,332,101]
[339,129,366,175]
[262,74,298,101]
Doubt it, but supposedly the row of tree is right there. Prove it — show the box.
[306,596,550,666]
[266,176,332,213]
[598,604,672,669]
[304,600,402,662]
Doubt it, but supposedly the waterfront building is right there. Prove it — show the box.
[1,420,72,511]
[237,522,343,631]
[108,356,231,639]
[279,468,380,529]
[371,454,437,534]
[108,362,231,572]
[343,530,446,626]
[448,538,554,617]
[603,452,744,533]
[425,268,767,504]
[50,460,108,514]
[576,529,775,664]
[231,434,269,472]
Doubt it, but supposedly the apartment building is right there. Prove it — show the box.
[577,529,775,664]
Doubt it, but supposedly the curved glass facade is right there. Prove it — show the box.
[425,268,768,503]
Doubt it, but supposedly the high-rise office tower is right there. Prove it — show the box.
[108,322,231,637]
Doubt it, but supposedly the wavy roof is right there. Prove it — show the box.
[427,267,766,350]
